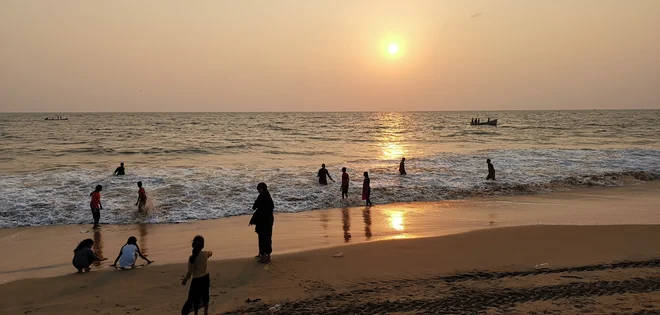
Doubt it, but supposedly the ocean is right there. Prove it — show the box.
[1,110,659,228]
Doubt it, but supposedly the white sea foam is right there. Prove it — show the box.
[1,148,658,228]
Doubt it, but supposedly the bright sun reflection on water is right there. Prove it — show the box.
[376,113,408,160]
[388,211,405,231]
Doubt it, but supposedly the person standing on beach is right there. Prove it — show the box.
[113,162,125,176]
[181,235,212,315]
[72,238,107,273]
[111,236,152,269]
[399,157,407,175]
[249,182,275,264]
[136,181,147,212]
[486,159,496,180]
[90,185,103,228]
[341,167,350,199]
[317,164,334,185]
[362,172,373,206]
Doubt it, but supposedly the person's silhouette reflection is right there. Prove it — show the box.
[138,223,149,255]
[341,208,351,242]
[92,228,103,267]
[363,208,372,240]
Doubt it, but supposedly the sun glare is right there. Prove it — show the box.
[388,43,399,55]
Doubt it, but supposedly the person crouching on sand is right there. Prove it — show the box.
[72,238,107,273]
[90,185,103,228]
[136,181,147,212]
[111,236,152,269]
[362,172,373,206]
[249,182,274,264]
[181,235,212,315]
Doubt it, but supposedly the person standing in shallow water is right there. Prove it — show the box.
[486,158,496,180]
[181,235,212,315]
[317,163,334,185]
[341,167,349,199]
[113,162,125,176]
[249,182,274,264]
[136,181,147,212]
[399,157,407,175]
[362,172,373,206]
[90,185,103,228]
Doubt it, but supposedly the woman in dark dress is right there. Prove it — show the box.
[362,172,373,206]
[249,182,274,264]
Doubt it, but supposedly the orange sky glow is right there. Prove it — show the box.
[1,0,658,112]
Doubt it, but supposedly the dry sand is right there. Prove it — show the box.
[2,225,660,314]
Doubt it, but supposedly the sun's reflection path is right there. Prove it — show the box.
[376,113,409,161]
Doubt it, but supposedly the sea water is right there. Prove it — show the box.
[1,111,658,227]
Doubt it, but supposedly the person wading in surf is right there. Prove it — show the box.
[486,159,496,180]
[317,163,335,185]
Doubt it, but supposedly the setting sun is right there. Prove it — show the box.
[388,43,399,55]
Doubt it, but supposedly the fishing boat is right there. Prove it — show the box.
[44,116,68,121]
[470,119,497,126]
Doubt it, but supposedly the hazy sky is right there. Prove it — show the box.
[1,1,658,112]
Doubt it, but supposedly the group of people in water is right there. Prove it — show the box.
[76,157,495,315]
[318,157,410,207]
[88,163,147,229]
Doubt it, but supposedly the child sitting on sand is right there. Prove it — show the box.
[111,236,153,269]
[72,238,107,273]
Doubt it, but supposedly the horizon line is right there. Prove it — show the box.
[1,108,658,114]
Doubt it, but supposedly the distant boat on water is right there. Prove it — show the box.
[44,116,68,121]
[470,118,497,126]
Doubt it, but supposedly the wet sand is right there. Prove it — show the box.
[1,181,659,284]
[1,225,660,314]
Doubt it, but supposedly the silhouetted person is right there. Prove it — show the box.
[249,182,274,264]
[477,118,480,123]
[317,164,334,185]
[114,162,125,176]
[341,167,349,199]
[486,158,496,180]
[72,238,106,273]
[399,157,407,175]
[487,117,490,122]
[136,181,147,211]
[90,185,103,228]
[362,172,373,206]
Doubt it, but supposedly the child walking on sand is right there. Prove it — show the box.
[181,236,212,315]
[72,238,106,273]
[111,236,153,269]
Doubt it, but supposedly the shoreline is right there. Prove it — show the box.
[2,225,660,314]
[1,181,659,284]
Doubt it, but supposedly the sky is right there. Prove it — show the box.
[1,0,658,112]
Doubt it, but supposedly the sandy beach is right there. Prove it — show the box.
[1,225,660,314]
[0,182,659,314]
